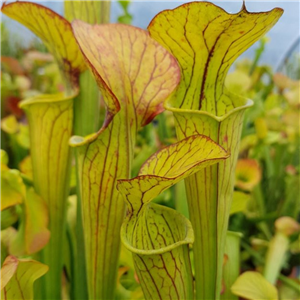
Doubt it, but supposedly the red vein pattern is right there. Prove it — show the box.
[148,2,283,115]
[148,2,283,299]
[71,22,180,300]
[20,94,73,299]
[117,135,229,300]
[1,256,48,300]
[172,108,247,299]
[1,3,87,299]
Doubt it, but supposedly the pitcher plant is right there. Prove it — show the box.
[69,21,180,299]
[148,3,283,299]
[1,2,87,298]
[118,134,229,299]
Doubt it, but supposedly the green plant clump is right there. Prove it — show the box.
[1,1,299,300]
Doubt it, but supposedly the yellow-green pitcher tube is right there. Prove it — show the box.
[133,246,193,300]
[166,97,253,299]
[70,21,181,300]
[1,3,89,298]
[126,208,194,300]
[148,2,283,298]
[118,135,230,300]
[71,109,135,300]
[20,93,74,300]
[64,2,111,299]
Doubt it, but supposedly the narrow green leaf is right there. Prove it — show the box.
[221,231,243,300]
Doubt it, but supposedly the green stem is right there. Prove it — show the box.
[72,71,100,300]
[155,112,172,144]
[174,180,189,219]
[249,39,266,76]
[71,152,89,300]
[221,231,243,300]
[73,70,100,137]
[252,184,272,239]
[263,144,275,179]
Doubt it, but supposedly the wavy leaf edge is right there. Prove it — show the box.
[165,97,253,122]
[118,134,230,255]
[69,20,181,147]
[148,1,283,117]
[19,92,78,110]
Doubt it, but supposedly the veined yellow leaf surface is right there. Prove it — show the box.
[148,2,283,115]
[1,256,48,300]
[1,2,86,90]
[71,21,180,139]
[118,134,229,214]
[118,135,229,300]
[18,92,73,299]
[148,3,283,299]
[70,21,180,300]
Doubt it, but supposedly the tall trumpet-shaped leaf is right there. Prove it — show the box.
[1,255,48,300]
[118,134,229,300]
[64,3,111,299]
[18,92,74,300]
[1,3,87,299]
[148,3,283,299]
[70,21,180,300]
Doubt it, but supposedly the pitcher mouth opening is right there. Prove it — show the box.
[165,96,253,122]
[121,205,194,256]
[19,91,76,109]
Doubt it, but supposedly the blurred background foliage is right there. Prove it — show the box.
[1,1,299,299]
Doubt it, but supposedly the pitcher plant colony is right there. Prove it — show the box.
[2,1,299,300]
